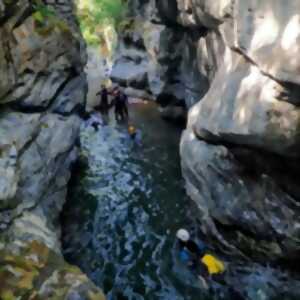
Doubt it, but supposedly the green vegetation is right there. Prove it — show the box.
[76,0,127,46]
[0,241,105,299]
[32,2,71,37]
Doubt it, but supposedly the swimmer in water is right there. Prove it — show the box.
[128,125,137,140]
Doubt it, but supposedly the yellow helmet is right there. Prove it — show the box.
[128,125,136,135]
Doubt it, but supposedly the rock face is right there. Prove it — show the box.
[0,1,104,298]
[178,0,300,298]
[111,0,225,117]
[121,0,300,298]
[111,0,210,109]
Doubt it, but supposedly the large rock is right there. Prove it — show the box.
[190,49,300,157]
[112,0,229,110]
[0,144,18,210]
[177,0,233,28]
[112,17,186,103]
[0,0,86,110]
[0,0,104,298]
[232,0,300,85]
[0,113,41,210]
[181,129,300,261]
[112,0,210,108]
[181,129,300,298]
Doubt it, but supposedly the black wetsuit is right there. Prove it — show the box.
[114,93,128,121]
[179,240,205,257]
[100,88,109,115]
[179,240,208,275]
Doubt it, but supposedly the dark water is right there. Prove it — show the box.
[62,102,204,299]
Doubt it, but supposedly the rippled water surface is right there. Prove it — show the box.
[62,102,204,299]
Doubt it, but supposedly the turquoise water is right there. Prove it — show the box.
[61,102,204,299]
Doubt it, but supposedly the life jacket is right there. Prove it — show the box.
[201,254,225,275]
[179,249,191,263]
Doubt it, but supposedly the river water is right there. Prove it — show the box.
[61,102,205,299]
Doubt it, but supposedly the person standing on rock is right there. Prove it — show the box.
[112,88,129,122]
[96,85,110,117]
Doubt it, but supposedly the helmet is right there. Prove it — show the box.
[176,229,190,242]
[128,126,136,134]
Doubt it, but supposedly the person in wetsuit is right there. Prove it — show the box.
[96,85,109,116]
[113,89,129,122]
[177,229,226,276]
[177,229,206,271]
[176,229,245,299]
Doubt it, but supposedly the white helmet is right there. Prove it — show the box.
[176,229,190,242]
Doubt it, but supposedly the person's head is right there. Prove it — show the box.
[101,84,106,90]
[128,125,136,135]
[176,229,190,243]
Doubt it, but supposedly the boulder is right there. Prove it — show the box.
[190,49,300,157]
[181,129,300,261]
[0,240,105,300]
[232,0,300,86]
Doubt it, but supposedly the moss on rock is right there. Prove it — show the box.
[0,241,105,300]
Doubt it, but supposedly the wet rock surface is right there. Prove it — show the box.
[111,0,208,109]
[0,0,104,298]
[177,0,300,299]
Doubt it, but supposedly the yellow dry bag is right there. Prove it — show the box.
[201,254,225,275]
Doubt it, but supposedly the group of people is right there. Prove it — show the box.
[91,85,229,293]
[94,86,226,282]
[96,85,129,122]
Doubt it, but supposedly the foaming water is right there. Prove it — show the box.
[62,103,204,299]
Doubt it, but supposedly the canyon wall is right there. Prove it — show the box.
[111,0,224,121]
[118,1,300,298]
[0,0,104,298]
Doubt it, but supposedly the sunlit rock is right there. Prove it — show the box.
[232,0,300,85]
[191,49,300,157]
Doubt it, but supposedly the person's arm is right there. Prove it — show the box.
[109,98,115,109]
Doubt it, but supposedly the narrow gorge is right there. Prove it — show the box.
[0,0,300,299]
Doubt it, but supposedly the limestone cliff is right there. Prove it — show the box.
[111,0,223,121]
[0,0,104,298]
[180,0,300,259]
[119,0,300,298]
